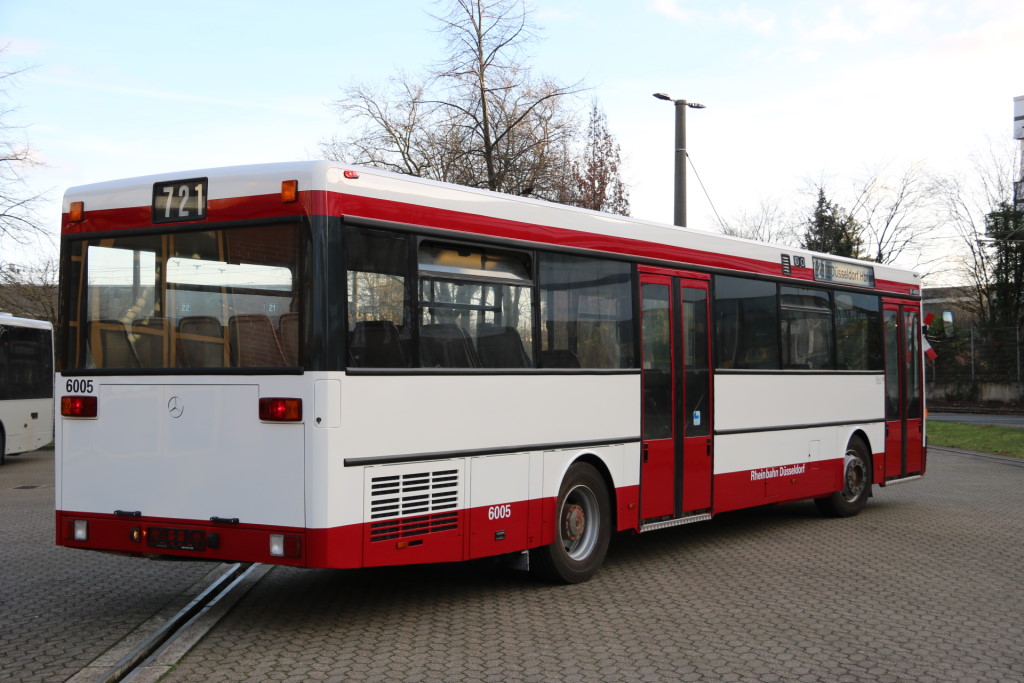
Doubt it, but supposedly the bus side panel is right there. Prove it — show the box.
[2,397,54,454]
[713,430,840,513]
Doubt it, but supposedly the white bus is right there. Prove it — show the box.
[56,162,925,582]
[1,314,54,465]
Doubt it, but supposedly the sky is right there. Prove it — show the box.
[2,0,1022,281]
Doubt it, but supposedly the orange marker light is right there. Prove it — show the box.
[69,201,84,222]
[281,179,299,203]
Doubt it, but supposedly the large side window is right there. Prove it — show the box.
[538,254,633,369]
[714,276,779,369]
[417,241,534,369]
[780,286,833,370]
[0,325,53,400]
[835,292,881,370]
[344,228,411,368]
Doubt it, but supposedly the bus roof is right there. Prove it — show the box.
[62,161,921,296]
[0,313,53,330]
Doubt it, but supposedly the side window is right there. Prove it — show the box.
[1,326,52,400]
[714,276,779,369]
[835,292,881,370]
[780,286,833,370]
[417,241,533,369]
[538,254,633,369]
[344,228,411,368]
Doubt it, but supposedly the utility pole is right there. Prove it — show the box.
[653,93,705,227]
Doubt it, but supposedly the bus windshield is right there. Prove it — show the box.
[64,222,304,370]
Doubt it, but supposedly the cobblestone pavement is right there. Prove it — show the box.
[0,448,219,683]
[160,449,1023,683]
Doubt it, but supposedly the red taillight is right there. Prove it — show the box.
[259,397,302,422]
[61,395,97,418]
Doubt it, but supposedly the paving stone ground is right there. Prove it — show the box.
[160,448,1023,683]
[0,448,218,683]
[4,447,1022,682]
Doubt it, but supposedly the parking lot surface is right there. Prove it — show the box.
[0,448,221,683]
[3,446,1021,682]
[161,447,1022,683]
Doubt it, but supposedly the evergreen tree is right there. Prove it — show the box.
[985,201,1024,327]
[801,187,863,258]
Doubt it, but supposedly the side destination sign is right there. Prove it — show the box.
[812,257,875,288]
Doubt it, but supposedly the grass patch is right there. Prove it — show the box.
[927,421,1024,458]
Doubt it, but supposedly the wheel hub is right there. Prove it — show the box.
[563,503,585,542]
[843,453,866,501]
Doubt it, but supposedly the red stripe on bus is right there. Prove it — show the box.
[61,190,917,295]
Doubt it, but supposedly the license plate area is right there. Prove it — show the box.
[147,526,207,551]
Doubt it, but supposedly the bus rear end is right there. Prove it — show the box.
[56,167,314,566]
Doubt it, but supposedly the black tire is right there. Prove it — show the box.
[0,429,5,466]
[530,462,612,584]
[815,437,871,518]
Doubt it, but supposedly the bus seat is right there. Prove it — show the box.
[229,314,287,367]
[177,316,227,367]
[350,320,406,367]
[420,324,479,368]
[278,313,300,366]
[88,320,140,369]
[476,324,531,368]
[132,317,169,367]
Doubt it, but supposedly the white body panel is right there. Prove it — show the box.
[715,373,884,433]
[713,373,885,475]
[59,378,306,527]
[308,373,640,530]
[1,397,54,455]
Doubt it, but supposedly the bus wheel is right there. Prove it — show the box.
[531,462,611,584]
[815,437,871,518]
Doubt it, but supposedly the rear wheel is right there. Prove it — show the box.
[815,437,871,518]
[530,462,611,584]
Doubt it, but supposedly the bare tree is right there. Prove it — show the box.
[844,162,940,266]
[321,0,626,207]
[936,140,1022,324]
[714,197,797,245]
[0,257,58,324]
[1,48,45,250]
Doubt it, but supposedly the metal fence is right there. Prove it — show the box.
[927,325,1024,404]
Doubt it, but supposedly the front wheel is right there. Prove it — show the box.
[530,462,612,584]
[815,437,871,518]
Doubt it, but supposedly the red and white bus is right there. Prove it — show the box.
[55,162,925,583]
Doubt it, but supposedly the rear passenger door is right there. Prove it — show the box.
[639,268,713,525]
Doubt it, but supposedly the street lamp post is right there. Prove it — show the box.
[653,93,705,227]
